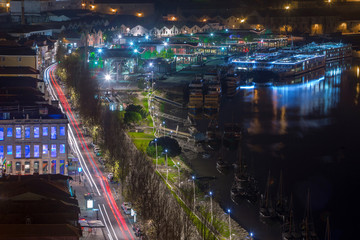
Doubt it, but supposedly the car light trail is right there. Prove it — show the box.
[44,64,134,240]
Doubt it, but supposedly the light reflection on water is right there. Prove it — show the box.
[243,60,351,135]
[208,58,358,240]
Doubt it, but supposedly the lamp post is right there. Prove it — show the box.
[227,209,231,240]
[165,149,168,181]
[105,73,111,93]
[209,191,213,224]
[192,175,196,210]
[155,138,158,170]
[175,162,180,188]
[162,121,165,137]
[149,62,154,92]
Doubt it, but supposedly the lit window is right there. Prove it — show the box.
[34,145,40,158]
[51,144,56,158]
[25,127,30,138]
[0,146,3,159]
[43,127,48,136]
[16,145,21,158]
[60,144,65,154]
[43,144,48,155]
[7,127,12,137]
[34,127,40,138]
[7,145,12,155]
[51,127,57,139]
[25,162,30,174]
[43,161,48,173]
[60,126,65,136]
[0,128,3,140]
[25,145,30,158]
[16,162,21,172]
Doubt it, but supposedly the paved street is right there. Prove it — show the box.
[44,64,136,240]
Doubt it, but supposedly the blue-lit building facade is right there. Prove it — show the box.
[0,106,68,176]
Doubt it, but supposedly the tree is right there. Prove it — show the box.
[126,104,147,119]
[56,43,66,63]
[124,111,142,124]
[146,144,163,158]
[148,137,181,157]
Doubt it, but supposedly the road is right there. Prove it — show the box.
[44,64,136,240]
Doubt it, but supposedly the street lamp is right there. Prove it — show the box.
[175,162,180,188]
[145,35,149,40]
[130,41,134,46]
[164,42,168,47]
[209,191,213,224]
[97,48,102,53]
[227,209,231,240]
[118,34,122,39]
[210,33,214,37]
[155,138,158,170]
[162,121,166,137]
[165,149,168,181]
[105,74,111,92]
[192,175,196,210]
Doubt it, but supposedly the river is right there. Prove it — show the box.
[190,57,360,240]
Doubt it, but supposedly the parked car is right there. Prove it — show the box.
[124,206,131,215]
[121,202,131,211]
[107,173,113,181]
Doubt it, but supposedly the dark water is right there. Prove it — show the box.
[192,58,360,240]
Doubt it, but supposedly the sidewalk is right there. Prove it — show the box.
[71,173,107,240]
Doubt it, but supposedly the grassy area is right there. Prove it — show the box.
[127,132,155,152]
[142,97,149,112]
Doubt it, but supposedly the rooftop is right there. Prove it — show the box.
[0,46,36,56]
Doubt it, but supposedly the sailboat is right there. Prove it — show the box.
[275,170,289,221]
[231,143,259,204]
[324,216,331,240]
[301,189,319,240]
[216,133,231,174]
[259,170,276,219]
[282,194,301,240]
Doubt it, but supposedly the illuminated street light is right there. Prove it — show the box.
[97,49,102,53]
[134,49,138,53]
[209,191,213,223]
[145,35,149,40]
[105,74,111,81]
[118,34,122,38]
[240,18,246,23]
[192,176,196,210]
[228,209,232,240]
[210,33,214,37]
[225,29,229,32]
[130,41,134,46]
[149,62,153,67]
[164,42,168,46]
[285,5,290,10]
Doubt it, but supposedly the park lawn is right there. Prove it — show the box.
[127,132,155,152]
[142,97,149,112]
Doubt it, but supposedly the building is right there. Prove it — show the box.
[90,0,154,17]
[10,0,82,23]
[0,46,38,70]
[0,174,81,240]
[0,81,68,175]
